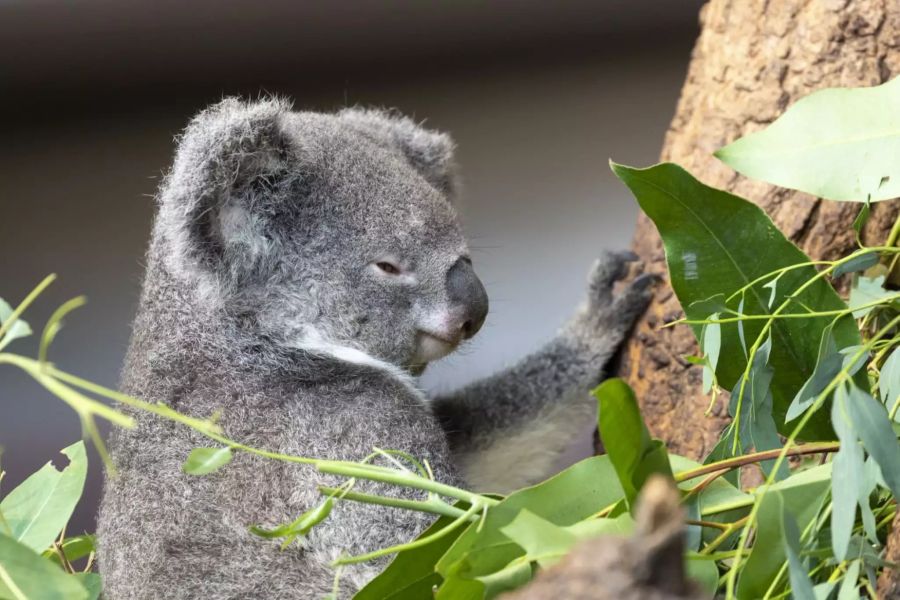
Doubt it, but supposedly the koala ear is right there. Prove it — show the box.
[159,97,294,283]
[341,108,458,196]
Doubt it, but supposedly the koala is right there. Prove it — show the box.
[97,97,654,600]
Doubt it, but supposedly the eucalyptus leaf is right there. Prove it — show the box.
[837,560,861,600]
[879,347,900,417]
[0,533,88,600]
[250,498,333,549]
[843,383,900,499]
[595,378,674,508]
[612,161,861,439]
[74,572,102,600]
[814,581,837,600]
[0,442,87,553]
[436,456,624,586]
[784,507,816,600]
[852,201,871,243]
[728,337,788,479]
[499,509,576,568]
[833,252,878,278]
[473,559,532,598]
[702,314,722,394]
[849,275,894,318]
[182,447,233,476]
[355,510,468,600]
[0,297,32,351]
[42,534,96,567]
[831,387,865,561]
[434,576,484,600]
[714,76,900,202]
[686,555,719,597]
[738,465,831,599]
[786,324,843,422]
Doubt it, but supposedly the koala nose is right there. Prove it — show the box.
[446,257,489,339]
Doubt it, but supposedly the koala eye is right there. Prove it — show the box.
[375,261,402,276]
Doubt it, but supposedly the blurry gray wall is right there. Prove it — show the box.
[0,1,702,535]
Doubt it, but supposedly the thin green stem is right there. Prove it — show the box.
[332,502,481,565]
[317,461,497,507]
[317,485,471,520]
[887,213,900,247]
[724,261,835,304]
[701,516,748,555]
[678,294,900,326]
[674,442,838,483]
[0,274,56,347]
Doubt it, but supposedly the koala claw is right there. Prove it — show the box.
[631,272,663,292]
[587,249,644,308]
[579,252,659,337]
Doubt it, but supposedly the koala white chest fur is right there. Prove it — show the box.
[96,97,653,599]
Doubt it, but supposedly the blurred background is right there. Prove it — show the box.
[1,0,703,535]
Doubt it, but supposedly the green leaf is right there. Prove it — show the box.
[42,534,96,567]
[73,572,102,600]
[250,498,333,548]
[714,76,900,202]
[728,336,788,479]
[701,313,722,393]
[595,378,674,508]
[686,555,719,597]
[499,509,576,568]
[738,465,831,599]
[833,252,878,278]
[0,298,32,352]
[436,456,624,585]
[0,442,87,553]
[783,508,815,600]
[612,161,861,440]
[880,347,900,418]
[851,201,871,244]
[434,576,484,600]
[849,275,894,317]
[786,324,843,422]
[473,559,532,598]
[564,514,633,540]
[831,387,865,561]
[0,533,89,600]
[843,383,900,499]
[837,560,861,600]
[354,510,467,600]
[182,447,232,476]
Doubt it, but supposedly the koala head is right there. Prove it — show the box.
[156,97,488,372]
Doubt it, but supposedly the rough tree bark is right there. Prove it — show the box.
[613,0,900,594]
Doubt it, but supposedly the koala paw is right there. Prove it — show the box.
[585,250,659,328]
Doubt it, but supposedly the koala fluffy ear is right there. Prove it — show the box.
[341,108,458,197]
[159,97,294,284]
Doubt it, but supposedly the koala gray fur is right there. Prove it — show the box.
[97,97,654,599]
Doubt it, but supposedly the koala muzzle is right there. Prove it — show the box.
[446,257,489,339]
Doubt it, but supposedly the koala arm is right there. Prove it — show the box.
[431,252,655,494]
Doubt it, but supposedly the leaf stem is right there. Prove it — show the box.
[332,502,481,565]
[317,485,471,520]
[0,274,56,348]
[674,442,838,483]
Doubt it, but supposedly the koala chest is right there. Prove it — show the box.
[270,377,457,482]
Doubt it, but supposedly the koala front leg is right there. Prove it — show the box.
[431,251,656,493]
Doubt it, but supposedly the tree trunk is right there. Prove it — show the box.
[615,0,900,593]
